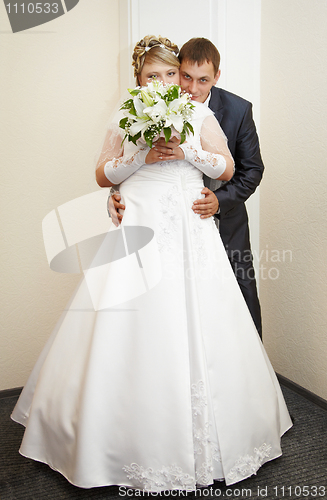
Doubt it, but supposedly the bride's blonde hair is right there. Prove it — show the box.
[132,35,180,84]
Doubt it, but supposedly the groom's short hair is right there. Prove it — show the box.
[179,38,220,76]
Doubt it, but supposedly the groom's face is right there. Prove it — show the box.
[179,60,220,103]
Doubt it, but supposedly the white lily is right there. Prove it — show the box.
[140,89,154,108]
[143,99,167,123]
[119,81,194,146]
[164,112,184,133]
[126,95,151,136]
[133,94,148,118]
[129,117,150,136]
[146,80,166,96]
[168,94,189,113]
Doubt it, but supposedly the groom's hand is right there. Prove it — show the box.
[107,193,125,227]
[192,187,219,219]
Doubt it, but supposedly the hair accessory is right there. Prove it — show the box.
[143,44,178,56]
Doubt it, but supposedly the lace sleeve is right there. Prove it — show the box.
[95,124,124,169]
[180,114,234,180]
[103,146,149,185]
[95,124,149,185]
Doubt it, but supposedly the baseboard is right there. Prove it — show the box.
[277,373,327,412]
[0,387,23,399]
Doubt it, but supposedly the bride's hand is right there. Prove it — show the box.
[145,147,165,164]
[146,136,185,163]
[155,136,181,150]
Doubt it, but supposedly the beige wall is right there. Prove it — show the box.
[0,0,120,390]
[1,0,327,401]
[260,0,327,399]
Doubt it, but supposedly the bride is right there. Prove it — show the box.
[12,35,292,492]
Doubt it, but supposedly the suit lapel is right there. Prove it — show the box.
[203,88,225,193]
[209,87,224,124]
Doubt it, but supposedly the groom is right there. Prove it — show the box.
[110,38,264,339]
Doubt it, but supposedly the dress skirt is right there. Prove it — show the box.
[11,159,292,491]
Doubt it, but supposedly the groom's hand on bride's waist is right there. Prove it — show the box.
[192,187,219,219]
[107,193,124,226]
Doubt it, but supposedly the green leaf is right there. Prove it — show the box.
[129,132,141,145]
[145,136,153,148]
[163,127,171,143]
[120,99,133,110]
[129,104,137,116]
[143,130,153,148]
[185,122,194,136]
[119,117,128,130]
[180,131,186,144]
[128,88,140,96]
[166,85,179,102]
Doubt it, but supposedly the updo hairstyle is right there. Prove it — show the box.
[132,35,180,84]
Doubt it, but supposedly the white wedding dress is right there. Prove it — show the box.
[12,102,292,492]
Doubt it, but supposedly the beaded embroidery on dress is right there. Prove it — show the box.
[11,102,292,491]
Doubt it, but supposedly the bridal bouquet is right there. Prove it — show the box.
[119,80,194,148]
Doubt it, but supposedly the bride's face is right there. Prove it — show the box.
[138,62,180,86]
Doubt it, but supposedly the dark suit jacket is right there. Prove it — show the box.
[205,86,264,260]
